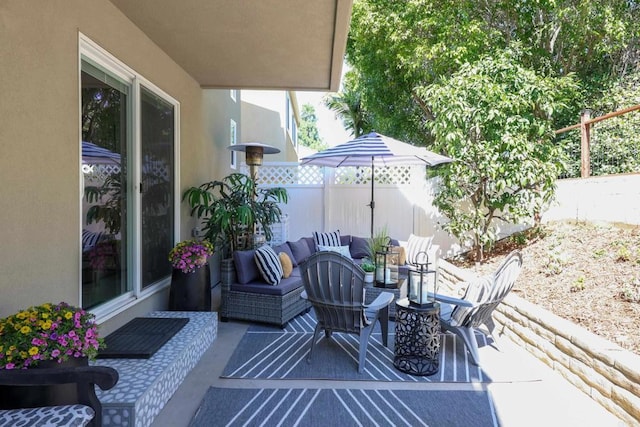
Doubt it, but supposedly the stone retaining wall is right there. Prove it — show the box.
[438,259,640,425]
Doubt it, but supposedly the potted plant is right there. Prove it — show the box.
[168,239,214,311]
[367,225,390,264]
[361,258,375,283]
[182,173,288,254]
[0,302,104,370]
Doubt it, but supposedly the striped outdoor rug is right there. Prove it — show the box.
[189,387,498,427]
[222,312,538,383]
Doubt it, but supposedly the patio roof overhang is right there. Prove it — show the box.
[108,0,353,91]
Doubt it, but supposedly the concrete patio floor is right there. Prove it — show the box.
[151,288,626,427]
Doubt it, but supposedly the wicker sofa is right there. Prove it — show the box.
[220,233,435,327]
[220,234,375,327]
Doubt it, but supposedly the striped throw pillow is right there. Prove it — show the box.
[406,234,433,265]
[254,245,283,285]
[313,230,341,249]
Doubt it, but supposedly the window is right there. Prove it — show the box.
[230,89,237,102]
[230,119,237,169]
[80,35,178,313]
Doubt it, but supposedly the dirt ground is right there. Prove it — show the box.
[450,220,640,355]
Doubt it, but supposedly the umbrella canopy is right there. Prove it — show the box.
[299,132,452,236]
[82,141,121,165]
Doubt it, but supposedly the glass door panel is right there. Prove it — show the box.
[140,86,175,288]
[80,63,130,309]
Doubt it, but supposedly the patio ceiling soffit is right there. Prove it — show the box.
[108,0,353,91]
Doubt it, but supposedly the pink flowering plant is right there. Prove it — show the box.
[0,302,104,369]
[168,239,214,273]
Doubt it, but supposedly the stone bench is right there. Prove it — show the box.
[92,311,217,427]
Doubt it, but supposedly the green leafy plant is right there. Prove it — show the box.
[620,278,640,303]
[366,226,390,265]
[616,245,632,262]
[0,302,104,369]
[421,47,577,262]
[182,173,288,254]
[570,276,586,292]
[360,258,375,273]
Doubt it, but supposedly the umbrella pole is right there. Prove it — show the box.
[370,157,375,238]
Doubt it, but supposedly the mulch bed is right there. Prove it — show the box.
[449,220,640,355]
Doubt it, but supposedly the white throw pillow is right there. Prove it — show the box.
[406,234,433,265]
[317,245,352,259]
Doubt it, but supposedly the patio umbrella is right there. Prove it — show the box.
[299,132,452,237]
[82,141,121,165]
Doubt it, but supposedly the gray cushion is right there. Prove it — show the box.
[273,242,297,267]
[254,245,283,285]
[340,234,351,246]
[288,238,313,265]
[349,236,370,259]
[232,249,260,284]
[230,270,302,296]
[0,405,94,427]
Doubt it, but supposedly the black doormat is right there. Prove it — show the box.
[97,317,189,359]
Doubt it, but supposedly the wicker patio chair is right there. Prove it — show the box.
[299,251,394,373]
[433,250,522,366]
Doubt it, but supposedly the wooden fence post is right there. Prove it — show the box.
[580,109,591,178]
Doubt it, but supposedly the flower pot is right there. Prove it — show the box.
[364,271,374,283]
[0,356,88,410]
[169,264,212,311]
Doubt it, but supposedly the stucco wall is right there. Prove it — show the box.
[0,1,225,329]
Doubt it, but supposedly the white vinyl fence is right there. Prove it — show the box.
[249,163,471,257]
[247,163,639,259]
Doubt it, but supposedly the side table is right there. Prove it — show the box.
[393,298,440,376]
[364,279,407,319]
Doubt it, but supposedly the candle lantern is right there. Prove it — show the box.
[408,251,438,307]
[375,244,399,288]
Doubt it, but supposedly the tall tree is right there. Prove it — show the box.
[347,0,640,142]
[420,48,578,261]
[323,71,373,137]
[297,104,327,151]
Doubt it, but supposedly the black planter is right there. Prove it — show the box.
[169,265,212,311]
[0,356,88,409]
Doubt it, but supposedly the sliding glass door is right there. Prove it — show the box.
[80,37,178,310]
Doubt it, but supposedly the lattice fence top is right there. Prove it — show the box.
[244,162,425,186]
[82,164,121,185]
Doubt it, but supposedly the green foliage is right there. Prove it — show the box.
[323,71,373,138]
[620,277,640,303]
[570,276,586,292]
[347,0,640,144]
[366,225,390,264]
[360,258,375,272]
[182,173,288,254]
[420,47,578,261]
[616,245,632,262]
[298,104,328,151]
[557,70,640,178]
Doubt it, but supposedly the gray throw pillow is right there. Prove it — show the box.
[232,249,260,284]
[287,238,313,266]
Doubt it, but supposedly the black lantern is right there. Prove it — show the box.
[375,244,400,288]
[408,251,438,307]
